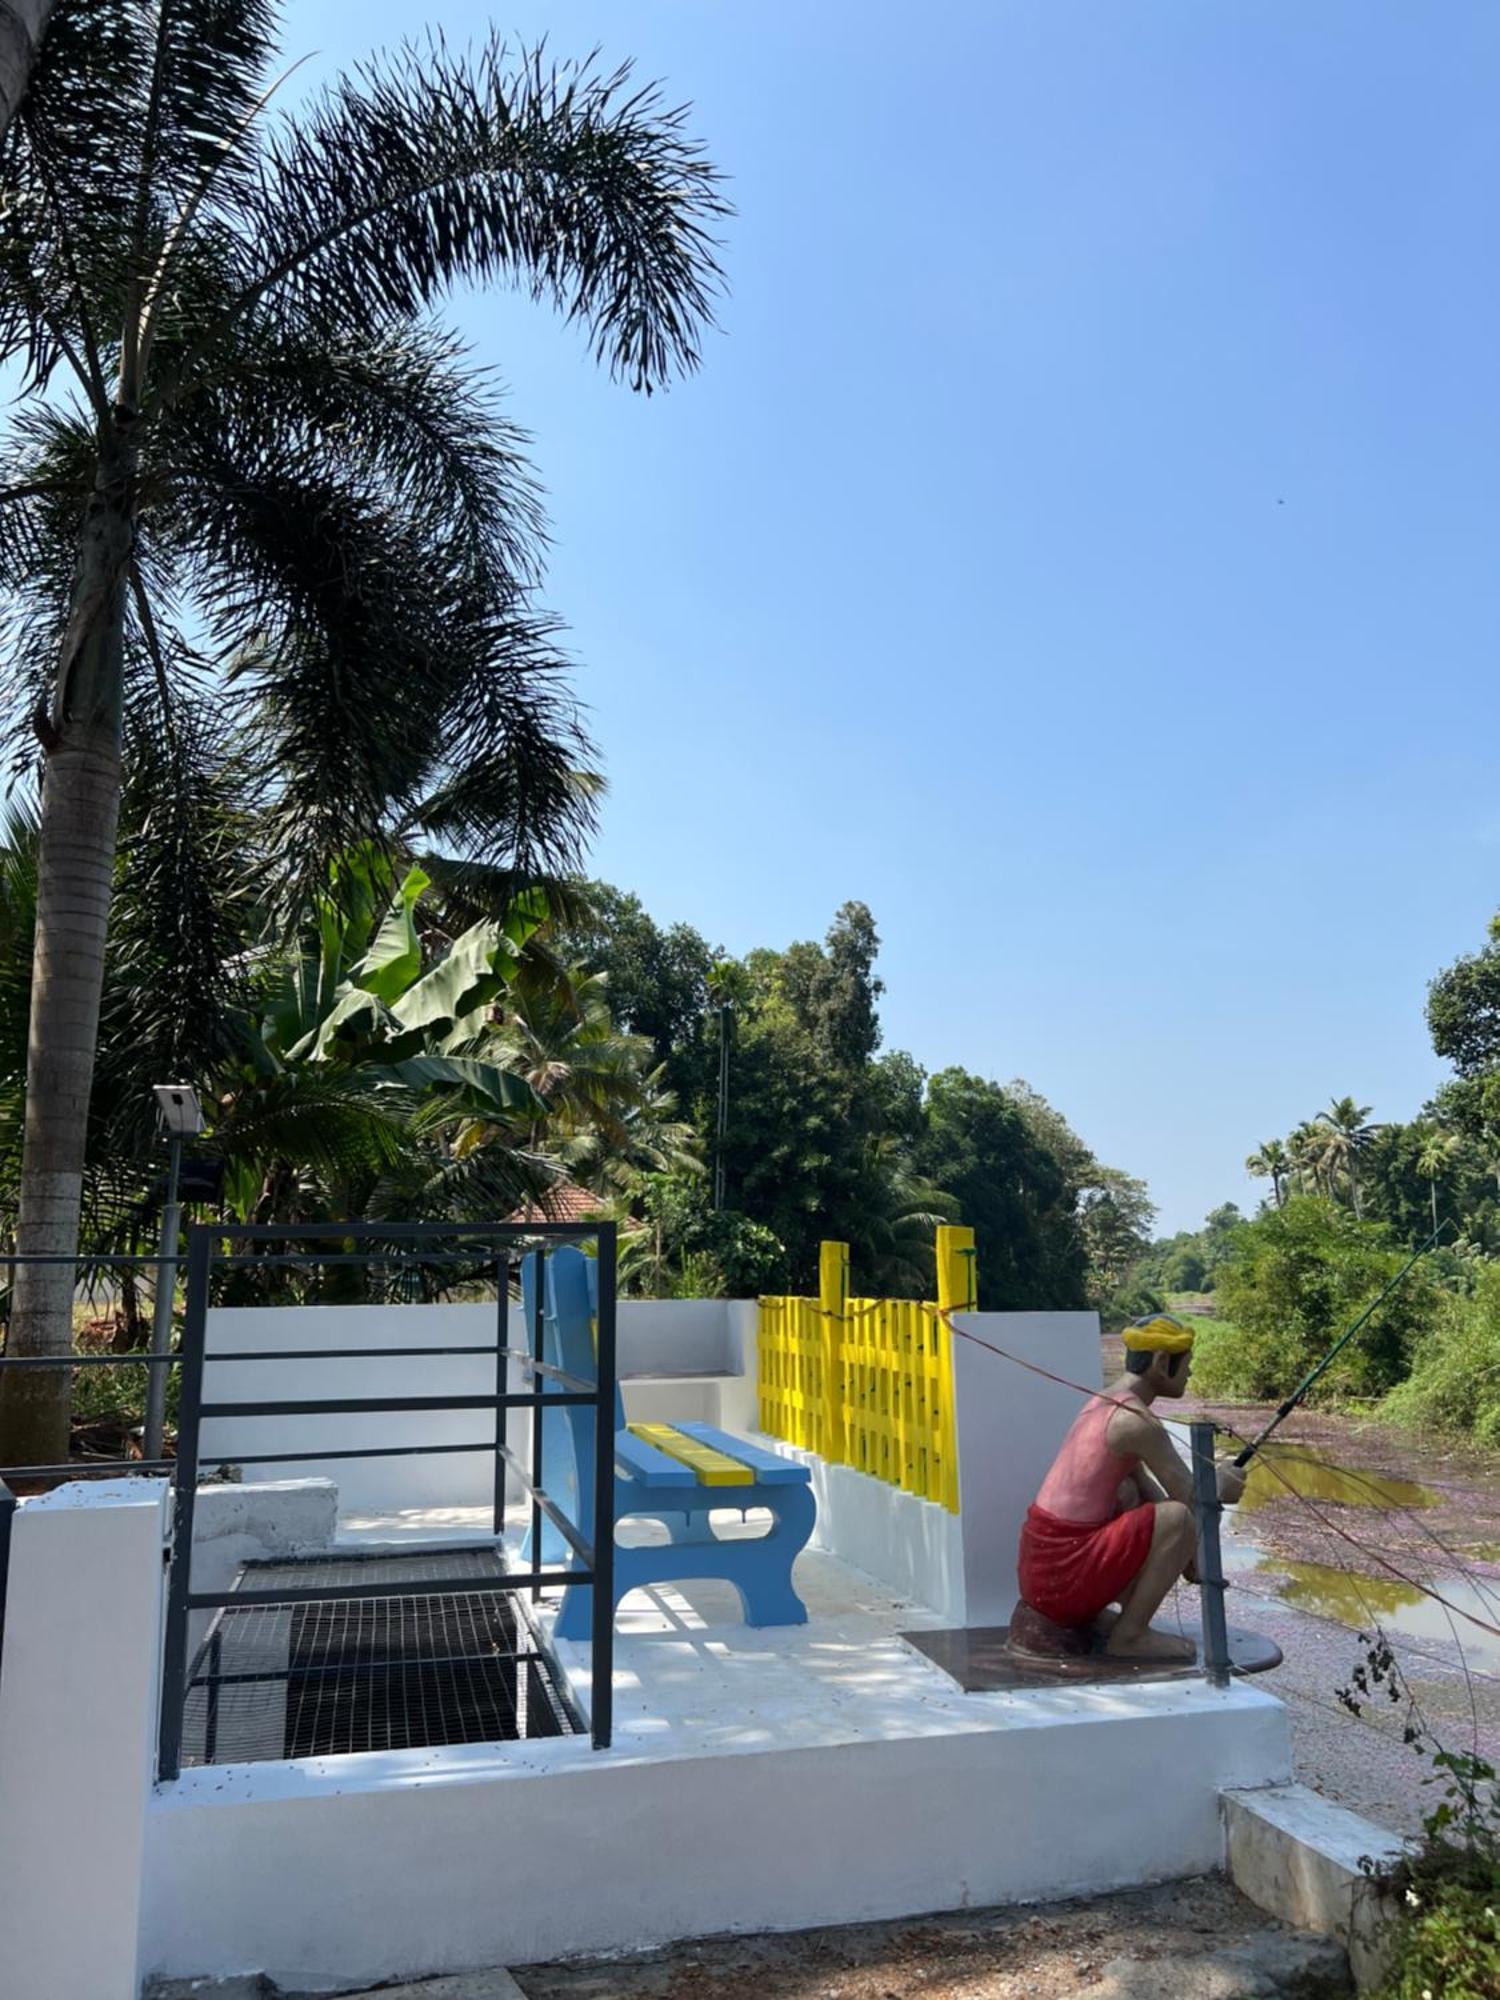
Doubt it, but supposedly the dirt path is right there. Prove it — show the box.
[517,1877,1347,1999]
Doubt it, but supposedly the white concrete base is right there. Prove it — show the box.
[141,1550,1291,1993]
[188,1477,338,1654]
[1222,1784,1406,1991]
[0,1479,172,2000]
[757,1435,968,1622]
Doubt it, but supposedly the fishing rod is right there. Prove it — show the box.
[1231,1216,1454,1469]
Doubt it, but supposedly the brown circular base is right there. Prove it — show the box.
[903,1621,1283,1693]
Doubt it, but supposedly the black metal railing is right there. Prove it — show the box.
[155,1219,617,1777]
[0,1223,618,1770]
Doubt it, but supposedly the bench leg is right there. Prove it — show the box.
[734,1484,814,1627]
[554,1484,816,1641]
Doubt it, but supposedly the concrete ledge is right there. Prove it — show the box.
[1222,1784,1406,1990]
[144,1683,1290,1990]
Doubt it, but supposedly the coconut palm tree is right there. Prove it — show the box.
[1287,1121,1325,1198]
[0,3,723,1461]
[1413,1123,1459,1236]
[0,0,55,141]
[1315,1097,1380,1217]
[1245,1138,1290,1208]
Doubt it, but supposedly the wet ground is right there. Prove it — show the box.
[1174,1384,1500,1833]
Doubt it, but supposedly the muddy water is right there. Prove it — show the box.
[1184,1429,1500,1671]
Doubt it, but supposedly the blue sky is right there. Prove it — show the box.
[295,2,1500,1234]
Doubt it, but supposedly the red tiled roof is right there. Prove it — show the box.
[505,1178,604,1225]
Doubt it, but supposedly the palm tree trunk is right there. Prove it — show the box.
[1350,1156,1362,1219]
[0,456,132,1468]
[1431,1179,1439,1236]
[0,1,56,141]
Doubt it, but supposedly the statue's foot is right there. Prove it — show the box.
[1007,1598,1095,1660]
[1102,1624,1195,1663]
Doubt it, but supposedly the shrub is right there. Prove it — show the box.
[1378,1876,1500,1999]
[1344,1639,1500,2000]
[1381,1261,1500,1446]
[1199,1197,1442,1404]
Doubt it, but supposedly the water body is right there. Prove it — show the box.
[1209,1439,1500,1672]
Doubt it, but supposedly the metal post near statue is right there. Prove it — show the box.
[1189,1420,1231,1687]
[143,1085,204,1464]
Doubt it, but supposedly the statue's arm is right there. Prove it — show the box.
[1107,1406,1194,1505]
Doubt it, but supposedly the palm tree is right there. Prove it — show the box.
[1315,1097,1380,1216]
[0,5,723,1461]
[0,0,55,142]
[1413,1123,1459,1236]
[1287,1121,1324,1198]
[1245,1138,1290,1208]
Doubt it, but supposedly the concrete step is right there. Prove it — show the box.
[1222,1783,1407,1991]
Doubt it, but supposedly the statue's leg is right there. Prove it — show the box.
[1103,1500,1196,1660]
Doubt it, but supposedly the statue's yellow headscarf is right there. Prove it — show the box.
[1121,1312,1194,1356]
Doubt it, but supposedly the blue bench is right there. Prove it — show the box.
[521,1248,814,1640]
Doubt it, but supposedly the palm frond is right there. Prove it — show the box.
[218,38,726,393]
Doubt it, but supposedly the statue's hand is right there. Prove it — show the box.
[1216,1461,1247,1506]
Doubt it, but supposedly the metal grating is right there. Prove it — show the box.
[181,1548,575,1767]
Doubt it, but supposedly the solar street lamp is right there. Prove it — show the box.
[143,1086,205,1461]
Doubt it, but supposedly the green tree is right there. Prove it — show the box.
[1199,1197,1441,1404]
[1428,914,1500,1078]
[1315,1097,1380,1215]
[0,5,723,1460]
[1246,1138,1289,1208]
[1076,1168,1156,1305]
[916,1069,1090,1310]
[1414,1124,1461,1237]
[561,884,717,1086]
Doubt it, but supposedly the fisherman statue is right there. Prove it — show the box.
[1011,1313,1247,1663]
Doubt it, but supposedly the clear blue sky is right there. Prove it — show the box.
[295,2,1500,1234]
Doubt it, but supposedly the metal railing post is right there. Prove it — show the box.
[1189,1420,1231,1688]
[143,1129,184,1462]
[493,1257,508,1539]
[591,1225,617,1750]
[0,1475,15,1697]
[157,1224,213,1781]
[529,1250,545,1605]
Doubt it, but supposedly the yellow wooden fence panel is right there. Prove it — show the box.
[757,1232,965,1512]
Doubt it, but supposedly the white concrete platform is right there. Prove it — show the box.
[141,1527,1291,1993]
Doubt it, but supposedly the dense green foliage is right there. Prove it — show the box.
[1130,906,1500,1447]
[1135,1203,1244,1296]
[1189,1198,1442,1404]
[1381,1264,1500,1447]
[572,889,1152,1302]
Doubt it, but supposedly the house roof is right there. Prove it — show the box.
[505,1178,605,1225]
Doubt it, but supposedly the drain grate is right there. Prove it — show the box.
[181,1548,575,1766]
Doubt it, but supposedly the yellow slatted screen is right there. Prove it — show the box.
[756,1228,968,1512]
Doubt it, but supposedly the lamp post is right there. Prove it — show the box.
[713,999,733,1211]
[143,1084,204,1463]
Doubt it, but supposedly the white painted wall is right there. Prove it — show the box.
[198,1298,1100,1625]
[201,1299,749,1516]
[187,1477,338,1656]
[0,1479,170,2000]
[753,1309,1101,1623]
[951,1309,1103,1626]
[141,1684,1289,1990]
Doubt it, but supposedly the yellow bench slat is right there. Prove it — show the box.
[628,1422,755,1487]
